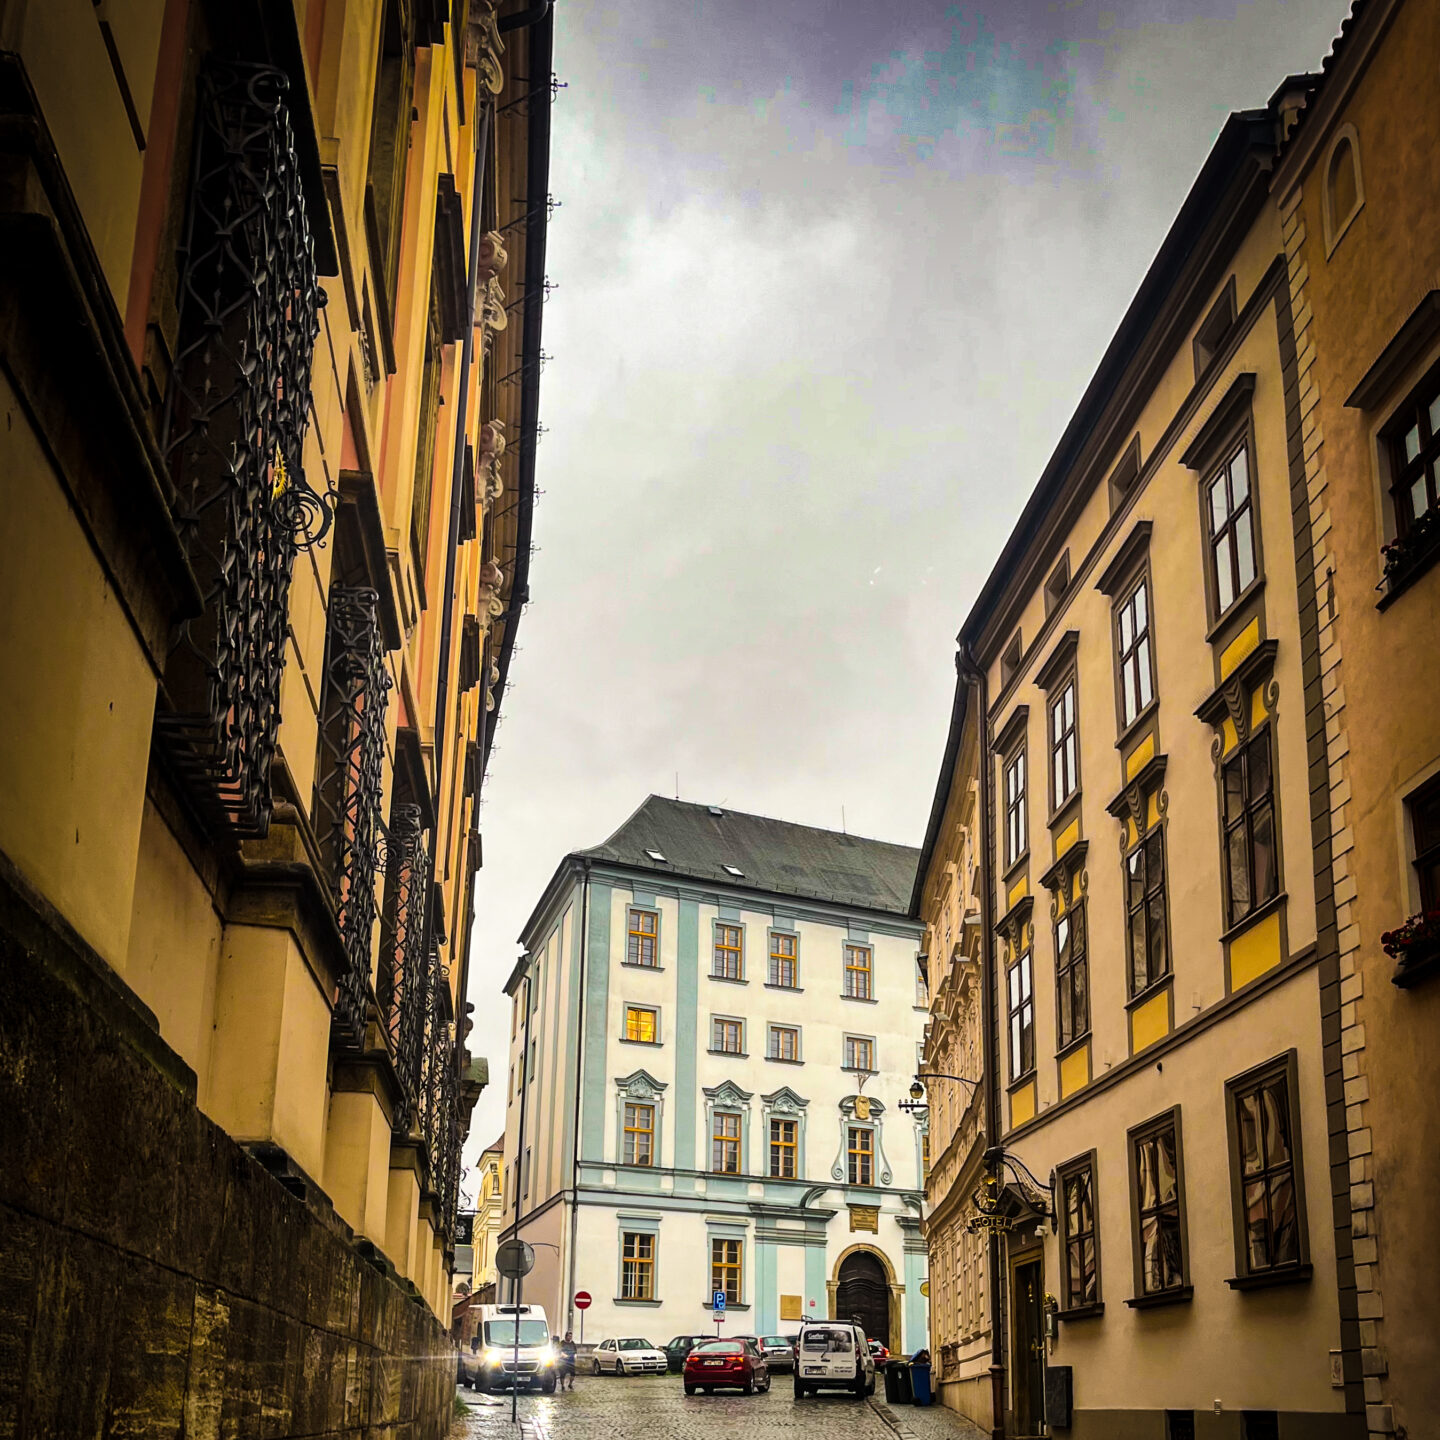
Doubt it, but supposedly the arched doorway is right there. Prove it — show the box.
[835,1249,890,1348]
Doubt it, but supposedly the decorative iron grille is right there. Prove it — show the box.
[436,1042,462,1237]
[314,587,391,1048]
[378,804,430,1131]
[156,59,333,837]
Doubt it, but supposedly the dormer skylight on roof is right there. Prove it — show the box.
[644,848,668,863]
[708,806,725,817]
[723,864,744,877]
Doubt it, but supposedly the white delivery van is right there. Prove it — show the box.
[792,1318,875,1399]
[461,1304,556,1393]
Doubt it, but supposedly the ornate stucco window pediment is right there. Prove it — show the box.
[704,1079,753,1108]
[832,1095,893,1187]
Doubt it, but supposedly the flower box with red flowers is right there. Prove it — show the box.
[1383,910,1440,988]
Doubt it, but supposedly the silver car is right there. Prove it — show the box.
[591,1337,669,1375]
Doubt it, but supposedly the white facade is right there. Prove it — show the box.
[500,801,930,1352]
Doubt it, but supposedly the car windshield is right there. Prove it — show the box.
[483,1320,550,1347]
[618,1339,652,1351]
[762,1336,790,1346]
[695,1341,743,1353]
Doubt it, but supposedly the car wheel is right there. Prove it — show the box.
[542,1376,556,1394]
[592,1358,602,1376]
[684,1384,696,1396]
[793,1379,806,1399]
[762,1373,772,1393]
[616,1360,626,1377]
[742,1375,754,1396]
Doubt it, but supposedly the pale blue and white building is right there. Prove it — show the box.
[500,797,930,1352]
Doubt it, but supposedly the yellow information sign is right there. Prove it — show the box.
[920,1280,930,1298]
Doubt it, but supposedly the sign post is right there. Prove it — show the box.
[713,1289,726,1339]
[574,1290,592,1346]
[495,1241,536,1423]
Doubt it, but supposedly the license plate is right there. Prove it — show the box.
[804,1366,824,1375]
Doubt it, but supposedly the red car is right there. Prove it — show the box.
[683,1338,772,1395]
[868,1340,891,1368]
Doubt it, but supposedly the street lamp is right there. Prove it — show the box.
[900,1071,980,1114]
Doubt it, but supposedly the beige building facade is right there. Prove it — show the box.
[0,0,553,1429]
[916,72,1369,1440]
[1271,3,1440,1433]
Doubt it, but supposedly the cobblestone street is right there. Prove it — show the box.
[455,1376,987,1440]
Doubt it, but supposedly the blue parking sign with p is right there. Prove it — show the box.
[713,1290,726,1312]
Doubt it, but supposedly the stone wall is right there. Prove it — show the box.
[0,853,456,1439]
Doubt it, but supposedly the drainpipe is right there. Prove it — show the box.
[959,643,1005,1440]
[565,859,591,1339]
[510,960,535,1423]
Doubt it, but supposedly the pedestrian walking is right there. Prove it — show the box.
[558,1331,577,1391]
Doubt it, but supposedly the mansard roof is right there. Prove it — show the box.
[575,795,919,916]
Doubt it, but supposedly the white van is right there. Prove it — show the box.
[793,1319,875,1399]
[461,1304,556,1393]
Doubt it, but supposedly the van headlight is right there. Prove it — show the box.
[485,1349,505,1366]
[540,1345,556,1367]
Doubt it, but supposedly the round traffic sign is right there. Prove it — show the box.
[574,1291,592,1310]
[495,1238,535,1279]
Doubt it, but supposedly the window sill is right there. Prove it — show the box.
[1204,576,1266,644]
[765,1055,804,1065]
[840,993,878,1004]
[620,1038,663,1047]
[1393,938,1440,989]
[1114,699,1159,752]
[1056,1031,1091,1062]
[614,1297,663,1307]
[1220,891,1287,947]
[702,1302,749,1312]
[708,1049,748,1059]
[842,1066,879,1076]
[1002,849,1031,887]
[764,983,804,993]
[621,962,665,972]
[1377,524,1440,609]
[1125,974,1171,1012]
[1054,1301,1104,1322]
[1125,1286,1193,1310]
[709,974,748,985]
[1007,1070,1037,1092]
[1226,1263,1312,1291]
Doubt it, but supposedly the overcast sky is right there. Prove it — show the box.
[460,0,1349,1181]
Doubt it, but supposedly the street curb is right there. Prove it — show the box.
[868,1396,922,1439]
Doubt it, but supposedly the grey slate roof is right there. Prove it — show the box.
[575,796,919,916]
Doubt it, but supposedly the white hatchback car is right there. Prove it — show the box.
[591,1337,669,1375]
[793,1320,875,1398]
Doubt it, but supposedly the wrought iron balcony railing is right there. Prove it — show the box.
[156,59,333,837]
[314,586,391,1049]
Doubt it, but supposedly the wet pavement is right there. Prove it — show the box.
[454,1373,987,1440]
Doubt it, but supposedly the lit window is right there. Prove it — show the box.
[624,1006,658,1044]
[712,924,743,980]
[769,931,798,987]
[843,943,873,1000]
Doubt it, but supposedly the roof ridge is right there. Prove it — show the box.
[642,793,918,853]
